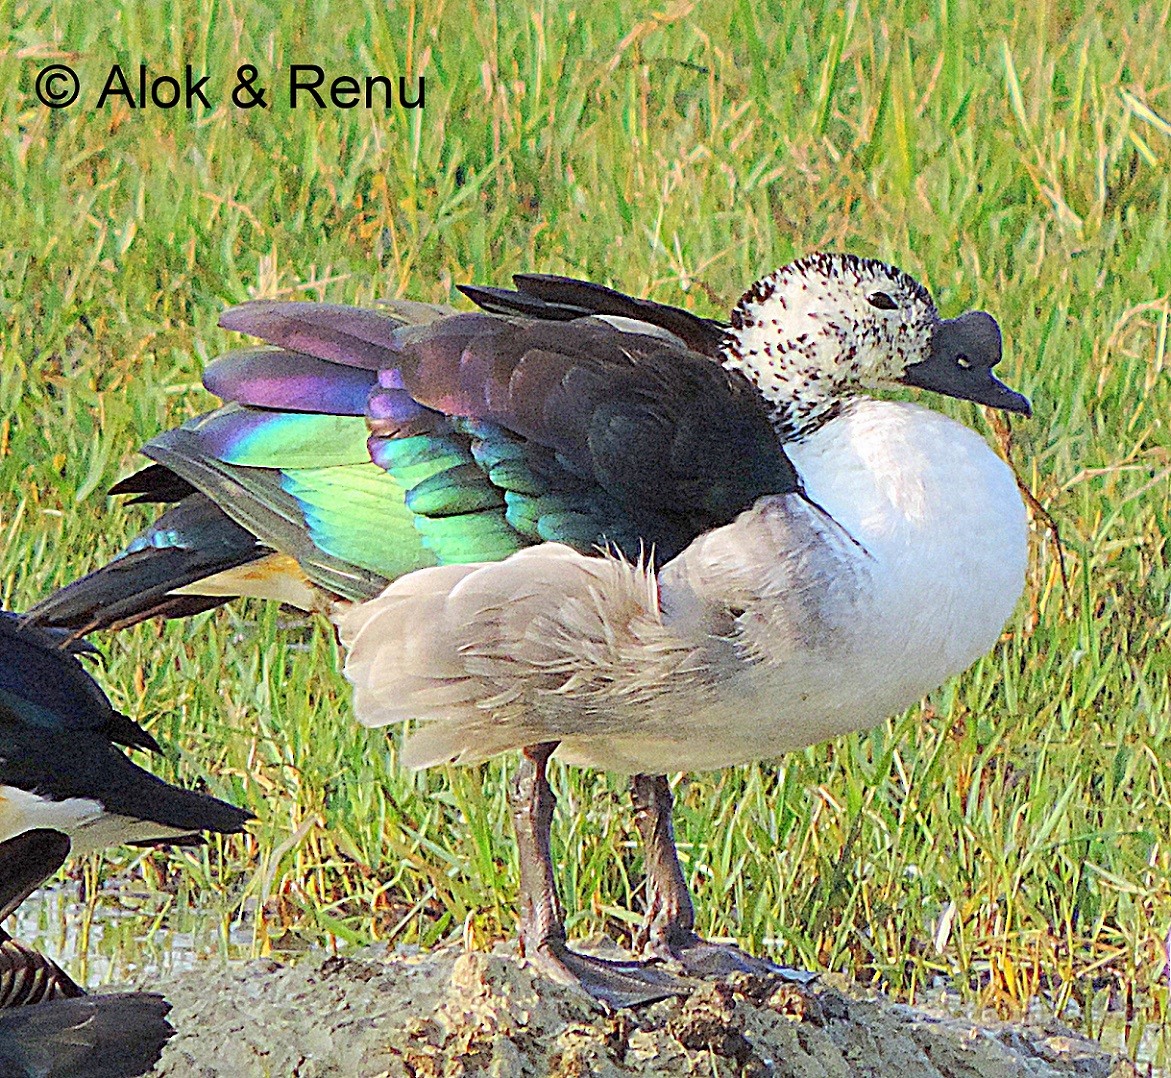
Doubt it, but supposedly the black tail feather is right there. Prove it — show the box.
[26,494,266,632]
[110,757,255,837]
[108,463,198,504]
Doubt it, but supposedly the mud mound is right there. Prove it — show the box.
[152,947,1132,1077]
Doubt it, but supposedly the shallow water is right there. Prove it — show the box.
[9,884,256,989]
[910,985,1170,1075]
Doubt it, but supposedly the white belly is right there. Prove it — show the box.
[340,399,1028,775]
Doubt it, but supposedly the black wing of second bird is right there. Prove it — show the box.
[0,992,174,1078]
[0,613,252,844]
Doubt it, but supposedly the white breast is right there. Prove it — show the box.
[793,399,1026,677]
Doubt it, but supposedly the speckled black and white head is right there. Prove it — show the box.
[722,253,1031,438]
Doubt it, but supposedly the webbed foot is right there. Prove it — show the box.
[646,927,817,984]
[525,937,694,1007]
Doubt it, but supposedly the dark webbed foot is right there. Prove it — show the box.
[644,926,817,984]
[512,744,695,1008]
[525,937,693,1007]
[631,773,817,988]
[510,747,815,1009]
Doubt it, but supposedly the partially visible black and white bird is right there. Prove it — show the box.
[0,610,249,1072]
[1,845,174,1078]
[0,613,251,872]
[28,254,1031,1005]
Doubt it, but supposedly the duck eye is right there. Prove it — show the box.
[867,291,898,311]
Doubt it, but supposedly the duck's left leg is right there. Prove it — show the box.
[630,773,816,984]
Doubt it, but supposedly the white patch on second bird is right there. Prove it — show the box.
[0,785,190,857]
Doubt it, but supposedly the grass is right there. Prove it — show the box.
[1,0,1169,1064]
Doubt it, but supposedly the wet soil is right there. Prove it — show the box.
[149,945,1136,1077]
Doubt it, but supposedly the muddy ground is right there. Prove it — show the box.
[147,944,1135,1077]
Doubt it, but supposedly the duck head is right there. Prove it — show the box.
[722,253,1031,438]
